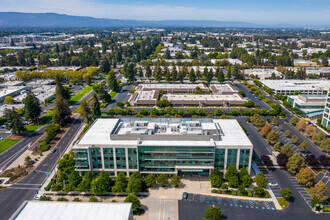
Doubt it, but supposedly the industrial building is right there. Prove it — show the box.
[287,94,326,119]
[73,118,253,176]
[135,83,209,93]
[260,80,330,95]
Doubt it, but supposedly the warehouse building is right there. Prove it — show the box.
[135,83,209,93]
[73,118,253,176]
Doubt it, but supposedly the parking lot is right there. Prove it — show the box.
[185,193,276,211]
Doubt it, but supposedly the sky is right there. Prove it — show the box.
[1,0,330,25]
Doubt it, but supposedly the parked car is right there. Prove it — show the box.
[51,149,56,153]
[182,192,188,200]
[33,194,41,200]
[268,182,278,187]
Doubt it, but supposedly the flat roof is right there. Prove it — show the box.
[210,84,237,93]
[261,80,330,91]
[137,83,208,90]
[130,90,158,101]
[11,201,132,220]
[163,94,245,101]
[75,118,252,148]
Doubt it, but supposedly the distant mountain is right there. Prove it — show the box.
[0,12,295,28]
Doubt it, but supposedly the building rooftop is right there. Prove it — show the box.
[210,84,238,94]
[136,83,208,91]
[10,201,132,220]
[261,80,330,91]
[163,94,245,101]
[75,118,252,147]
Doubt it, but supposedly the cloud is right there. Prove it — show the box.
[1,0,329,25]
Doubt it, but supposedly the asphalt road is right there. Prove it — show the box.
[0,118,83,220]
[236,84,271,110]
[103,85,135,110]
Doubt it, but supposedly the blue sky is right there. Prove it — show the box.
[1,0,330,25]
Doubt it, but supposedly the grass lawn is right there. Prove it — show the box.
[0,138,20,154]
[69,86,93,105]
[41,110,54,124]
[110,91,117,99]
[324,207,330,212]
[25,124,43,132]
[277,198,288,208]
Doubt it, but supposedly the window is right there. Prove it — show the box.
[226,149,237,168]
[116,148,126,169]
[103,148,114,169]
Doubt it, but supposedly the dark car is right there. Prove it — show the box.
[182,192,188,200]
[51,149,56,153]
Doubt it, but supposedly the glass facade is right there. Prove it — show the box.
[239,149,250,169]
[214,149,225,170]
[138,146,214,173]
[91,148,102,169]
[103,148,114,169]
[128,148,138,169]
[227,149,238,168]
[74,149,89,169]
[115,148,126,169]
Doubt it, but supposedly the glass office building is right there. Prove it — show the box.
[73,118,253,176]
[322,87,330,129]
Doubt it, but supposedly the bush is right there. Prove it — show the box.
[116,102,124,107]
[57,197,68,201]
[89,195,99,202]
[40,196,52,201]
[247,190,253,197]
[222,184,228,190]
[231,190,237,196]
[73,197,82,202]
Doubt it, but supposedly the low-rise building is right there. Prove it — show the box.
[136,83,209,93]
[0,86,27,103]
[244,68,282,80]
[162,94,246,106]
[13,85,56,104]
[128,90,159,106]
[10,201,133,220]
[260,80,330,95]
[210,84,238,95]
[287,94,326,119]
[73,118,253,176]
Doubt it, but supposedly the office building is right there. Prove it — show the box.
[321,87,330,129]
[73,118,253,176]
[135,83,209,93]
[287,94,326,119]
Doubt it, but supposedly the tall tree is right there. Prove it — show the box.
[23,91,41,122]
[189,68,196,83]
[53,79,71,126]
[107,70,120,92]
[79,100,92,123]
[4,107,25,134]
[92,94,101,119]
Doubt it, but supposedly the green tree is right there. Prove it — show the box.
[157,174,169,187]
[254,173,268,188]
[77,171,94,192]
[209,168,223,188]
[189,69,196,83]
[289,117,299,126]
[203,205,221,220]
[280,188,292,200]
[79,100,92,123]
[295,167,315,187]
[241,175,252,188]
[217,70,225,83]
[286,153,306,174]
[112,173,127,193]
[91,171,111,194]
[280,144,294,157]
[126,172,143,193]
[298,141,308,152]
[68,171,82,188]
[124,194,142,214]
[92,94,101,119]
[253,186,265,197]
[170,174,181,188]
[228,175,239,188]
[266,130,280,145]
[225,165,238,181]
[312,132,325,145]
[108,70,120,92]
[311,181,329,202]
[24,155,31,162]
[53,80,71,126]
[3,107,25,134]
[144,174,156,188]
[57,153,75,174]
[24,91,41,122]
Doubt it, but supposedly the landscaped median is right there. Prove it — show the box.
[69,86,93,105]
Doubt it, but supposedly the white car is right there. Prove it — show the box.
[268,182,278,187]
[33,194,41,200]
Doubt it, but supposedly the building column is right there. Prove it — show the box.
[100,147,105,170]
[113,148,117,176]
[248,148,253,174]
[224,148,228,172]
[125,148,129,177]
[236,149,240,171]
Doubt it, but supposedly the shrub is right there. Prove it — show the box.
[89,195,99,202]
[73,197,82,202]
[57,197,68,201]
[231,190,237,196]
